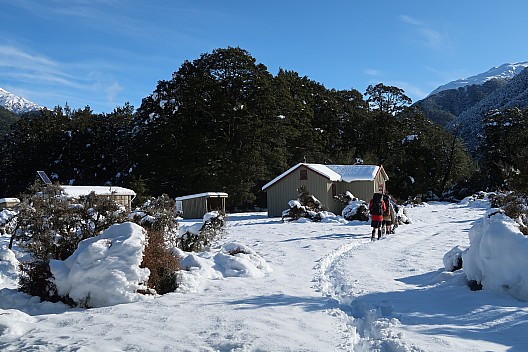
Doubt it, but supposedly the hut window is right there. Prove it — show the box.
[300,169,308,180]
[332,183,337,197]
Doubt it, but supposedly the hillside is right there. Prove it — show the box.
[1,200,527,351]
[415,64,528,150]
[414,78,508,127]
[428,62,528,96]
[452,67,528,150]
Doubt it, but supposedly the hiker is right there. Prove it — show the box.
[369,192,386,240]
[382,193,396,235]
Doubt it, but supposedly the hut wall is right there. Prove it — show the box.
[266,165,334,217]
[180,196,208,219]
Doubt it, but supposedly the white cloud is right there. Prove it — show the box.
[364,68,381,77]
[399,15,453,52]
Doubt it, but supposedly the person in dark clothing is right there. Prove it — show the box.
[369,192,386,240]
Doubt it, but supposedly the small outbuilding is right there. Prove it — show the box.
[175,192,228,219]
[61,186,136,210]
[262,163,389,217]
[0,198,20,209]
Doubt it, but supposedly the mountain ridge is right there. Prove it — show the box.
[428,62,528,96]
[0,87,43,115]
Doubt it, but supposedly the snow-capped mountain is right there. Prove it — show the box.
[429,62,528,96]
[0,87,43,114]
[415,62,528,151]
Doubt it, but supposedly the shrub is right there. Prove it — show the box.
[282,186,326,222]
[140,228,180,294]
[489,192,528,235]
[11,182,128,301]
[18,260,61,302]
[177,211,226,252]
[131,194,180,248]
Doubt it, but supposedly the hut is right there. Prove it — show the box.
[176,192,228,219]
[261,163,388,217]
[0,198,20,209]
[60,186,136,210]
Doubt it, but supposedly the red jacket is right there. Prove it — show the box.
[369,199,386,222]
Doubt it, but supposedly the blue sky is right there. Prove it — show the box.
[1,0,528,113]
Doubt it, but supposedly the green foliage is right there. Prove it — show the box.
[0,46,482,208]
[12,182,128,302]
[0,105,20,137]
[415,78,508,127]
[132,194,179,247]
[479,108,528,193]
[18,260,62,302]
[0,104,136,197]
[177,212,226,252]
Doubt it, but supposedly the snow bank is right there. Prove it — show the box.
[50,222,150,307]
[215,242,272,278]
[175,242,272,293]
[463,209,528,301]
[0,247,19,285]
[459,192,492,208]
[443,245,464,271]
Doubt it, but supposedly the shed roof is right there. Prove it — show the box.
[176,192,228,201]
[262,163,388,190]
[0,198,20,203]
[61,186,136,198]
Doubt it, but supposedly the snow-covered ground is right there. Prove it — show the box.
[0,200,527,351]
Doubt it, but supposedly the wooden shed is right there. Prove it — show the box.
[61,186,136,210]
[175,192,228,219]
[261,163,389,217]
[0,198,20,209]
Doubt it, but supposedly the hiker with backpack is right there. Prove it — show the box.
[382,192,396,235]
[369,192,386,240]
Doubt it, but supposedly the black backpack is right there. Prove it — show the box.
[383,195,391,216]
[371,193,383,215]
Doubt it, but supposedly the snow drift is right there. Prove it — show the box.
[49,222,150,307]
[463,208,528,301]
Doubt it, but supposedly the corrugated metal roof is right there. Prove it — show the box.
[325,165,379,182]
[176,192,228,201]
[262,163,385,190]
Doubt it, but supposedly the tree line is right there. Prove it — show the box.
[0,47,495,209]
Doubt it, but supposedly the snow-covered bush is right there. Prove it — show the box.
[463,208,528,300]
[459,191,493,208]
[214,242,272,278]
[177,211,226,251]
[282,185,326,222]
[335,191,369,221]
[443,245,464,272]
[12,182,129,303]
[130,194,180,246]
[50,222,150,308]
[339,192,369,221]
[397,207,412,224]
[488,192,528,235]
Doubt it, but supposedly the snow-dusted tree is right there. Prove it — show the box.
[12,182,128,302]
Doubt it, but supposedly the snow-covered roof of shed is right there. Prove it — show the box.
[325,165,380,182]
[176,192,228,201]
[61,186,136,198]
[262,163,385,190]
[0,198,20,203]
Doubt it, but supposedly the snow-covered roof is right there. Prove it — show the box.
[0,198,20,203]
[61,186,136,198]
[176,192,228,201]
[262,163,387,190]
